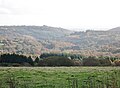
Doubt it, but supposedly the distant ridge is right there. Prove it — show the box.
[108,27,120,32]
[1,25,120,56]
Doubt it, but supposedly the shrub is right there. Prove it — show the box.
[38,56,75,66]
[73,60,82,66]
[83,56,100,66]
[0,53,34,66]
[99,59,111,66]
[114,60,120,66]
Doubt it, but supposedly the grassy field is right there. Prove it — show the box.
[0,67,120,88]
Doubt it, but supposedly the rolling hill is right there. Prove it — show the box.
[0,25,120,57]
[108,27,120,32]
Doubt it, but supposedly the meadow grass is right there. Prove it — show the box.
[0,67,120,88]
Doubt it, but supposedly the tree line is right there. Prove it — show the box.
[0,53,120,66]
[0,53,34,66]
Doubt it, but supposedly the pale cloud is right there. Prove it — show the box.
[0,0,120,30]
[0,8,12,14]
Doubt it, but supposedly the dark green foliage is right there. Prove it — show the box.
[1,52,120,67]
[114,60,120,66]
[34,57,40,66]
[27,56,34,66]
[40,53,83,60]
[0,53,33,66]
[40,53,66,59]
[83,56,100,66]
[99,59,111,66]
[38,56,75,66]
[34,57,40,63]
[73,60,82,66]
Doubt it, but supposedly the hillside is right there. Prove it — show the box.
[0,25,120,57]
[0,25,73,55]
[108,27,120,32]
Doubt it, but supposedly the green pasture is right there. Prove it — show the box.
[0,67,120,88]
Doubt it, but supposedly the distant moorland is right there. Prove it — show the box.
[0,25,120,57]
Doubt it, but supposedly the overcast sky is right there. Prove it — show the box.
[0,0,120,30]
